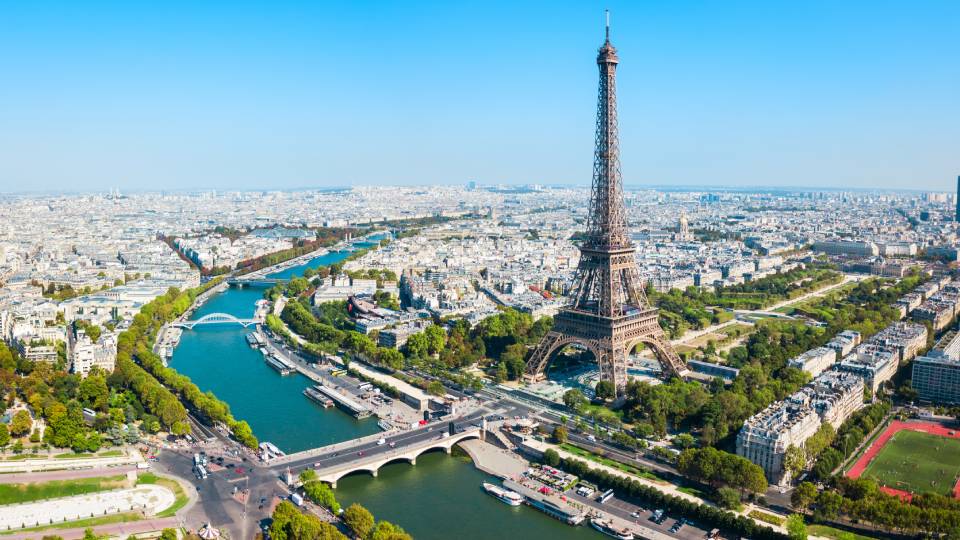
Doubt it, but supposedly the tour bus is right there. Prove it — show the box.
[597,489,615,504]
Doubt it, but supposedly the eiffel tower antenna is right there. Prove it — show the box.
[524,15,687,396]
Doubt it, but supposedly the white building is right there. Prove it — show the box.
[68,324,118,377]
[788,347,837,378]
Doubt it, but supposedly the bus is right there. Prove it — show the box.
[331,369,348,377]
[596,489,614,504]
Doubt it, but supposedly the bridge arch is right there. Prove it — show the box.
[323,433,482,487]
[176,312,257,329]
[525,331,687,389]
[624,335,687,378]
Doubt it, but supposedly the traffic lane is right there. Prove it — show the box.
[567,491,709,540]
[566,433,679,477]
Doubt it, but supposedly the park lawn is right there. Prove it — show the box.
[808,524,877,540]
[748,510,783,526]
[861,430,960,496]
[0,454,43,461]
[0,475,127,505]
[137,472,189,517]
[0,512,142,535]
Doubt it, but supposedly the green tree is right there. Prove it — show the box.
[543,448,561,467]
[302,480,341,514]
[159,529,177,540]
[426,381,445,396]
[343,503,375,539]
[563,389,586,411]
[786,514,808,540]
[792,481,817,510]
[370,521,412,540]
[78,375,110,411]
[784,444,806,478]
[594,380,615,401]
[716,486,741,509]
[0,424,9,447]
[10,409,32,437]
[673,433,696,449]
[553,425,568,444]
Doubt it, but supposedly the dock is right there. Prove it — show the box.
[503,478,585,525]
[312,384,372,418]
[303,385,335,408]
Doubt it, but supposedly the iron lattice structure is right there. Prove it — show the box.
[524,24,688,396]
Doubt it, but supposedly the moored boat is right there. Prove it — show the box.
[482,482,524,506]
[590,518,634,540]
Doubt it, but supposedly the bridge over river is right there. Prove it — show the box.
[172,312,261,330]
[269,414,486,487]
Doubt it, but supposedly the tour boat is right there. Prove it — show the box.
[590,518,634,540]
[482,482,524,506]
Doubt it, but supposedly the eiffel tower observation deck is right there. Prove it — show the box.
[524,14,688,396]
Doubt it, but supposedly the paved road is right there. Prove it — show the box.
[0,464,138,484]
[0,517,179,540]
[567,490,714,540]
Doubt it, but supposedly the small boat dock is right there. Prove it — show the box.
[311,383,372,418]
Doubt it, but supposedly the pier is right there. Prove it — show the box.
[312,384,372,418]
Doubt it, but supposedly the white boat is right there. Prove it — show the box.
[590,518,634,540]
[482,482,524,506]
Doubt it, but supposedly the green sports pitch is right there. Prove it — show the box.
[862,430,960,496]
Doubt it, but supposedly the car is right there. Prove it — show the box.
[357,451,364,456]
[630,511,640,518]
[377,438,386,446]
[389,442,396,448]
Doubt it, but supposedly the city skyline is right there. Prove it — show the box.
[1,1,958,193]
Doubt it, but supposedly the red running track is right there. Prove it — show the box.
[846,420,960,500]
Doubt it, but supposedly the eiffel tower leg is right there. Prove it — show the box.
[524,331,563,383]
[597,345,628,397]
[645,334,687,378]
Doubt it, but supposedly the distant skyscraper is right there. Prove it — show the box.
[955,175,960,222]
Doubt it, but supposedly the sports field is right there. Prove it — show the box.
[860,429,960,497]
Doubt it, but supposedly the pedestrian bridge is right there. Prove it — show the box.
[173,312,259,330]
[313,428,482,488]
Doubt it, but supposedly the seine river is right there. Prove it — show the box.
[169,241,592,539]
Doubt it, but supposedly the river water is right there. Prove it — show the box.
[170,240,594,539]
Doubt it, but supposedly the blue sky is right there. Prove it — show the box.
[0,1,957,193]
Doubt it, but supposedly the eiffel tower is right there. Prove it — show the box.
[524,16,688,396]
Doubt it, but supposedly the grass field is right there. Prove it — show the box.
[861,430,960,496]
[137,472,190,517]
[0,512,142,535]
[0,475,127,505]
[807,524,877,540]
